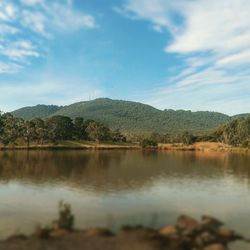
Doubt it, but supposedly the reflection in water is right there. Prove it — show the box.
[0,150,250,250]
[0,150,250,190]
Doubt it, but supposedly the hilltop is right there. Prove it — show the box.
[11,104,62,120]
[11,98,245,135]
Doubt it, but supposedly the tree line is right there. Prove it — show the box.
[0,111,249,148]
[0,113,126,146]
[139,115,250,148]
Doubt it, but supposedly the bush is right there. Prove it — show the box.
[54,201,74,231]
[140,139,158,149]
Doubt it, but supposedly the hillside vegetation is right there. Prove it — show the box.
[12,104,62,120]
[11,98,242,135]
[213,115,250,147]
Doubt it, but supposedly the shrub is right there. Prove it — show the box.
[140,139,158,149]
[54,201,75,231]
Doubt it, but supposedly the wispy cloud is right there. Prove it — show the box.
[119,0,250,114]
[0,0,97,74]
[0,62,23,74]
[0,74,105,112]
[0,1,17,21]
[0,40,39,62]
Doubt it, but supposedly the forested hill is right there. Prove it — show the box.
[11,98,235,134]
[11,105,62,120]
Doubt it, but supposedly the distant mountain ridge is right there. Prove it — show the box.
[10,98,248,134]
[11,104,62,120]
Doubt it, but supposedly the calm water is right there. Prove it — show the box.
[0,150,250,249]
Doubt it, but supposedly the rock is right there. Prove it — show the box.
[159,225,178,236]
[203,243,226,250]
[194,235,204,248]
[34,228,50,239]
[120,225,133,231]
[201,216,223,231]
[49,229,69,237]
[85,228,113,237]
[218,228,235,239]
[177,215,200,233]
[6,234,27,241]
[200,231,217,245]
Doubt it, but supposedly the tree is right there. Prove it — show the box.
[46,116,74,141]
[31,118,48,144]
[73,117,88,140]
[0,113,24,146]
[140,138,158,149]
[213,116,250,146]
[111,129,126,142]
[85,121,111,143]
[21,118,48,146]
[181,131,195,145]
[0,112,4,136]
[22,120,36,147]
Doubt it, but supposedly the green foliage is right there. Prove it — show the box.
[140,138,158,149]
[21,118,48,145]
[74,117,87,140]
[6,100,250,148]
[54,201,74,231]
[180,131,196,145]
[0,112,4,136]
[46,116,74,141]
[0,113,24,146]
[111,129,127,143]
[11,104,62,120]
[213,115,250,147]
[11,98,232,135]
[85,121,111,142]
[0,112,127,146]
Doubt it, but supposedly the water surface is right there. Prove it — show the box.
[0,150,249,249]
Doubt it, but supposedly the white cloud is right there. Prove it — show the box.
[21,10,48,37]
[0,62,22,74]
[0,40,40,61]
[0,2,17,21]
[117,0,184,34]
[0,75,105,112]
[44,1,96,31]
[166,0,250,54]
[0,0,97,74]
[21,0,44,5]
[120,0,250,114]
[0,24,19,34]
[217,50,250,66]
[20,0,97,36]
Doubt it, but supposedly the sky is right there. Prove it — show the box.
[0,0,249,115]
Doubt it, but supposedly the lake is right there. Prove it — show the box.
[0,150,249,249]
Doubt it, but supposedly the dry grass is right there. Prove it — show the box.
[158,142,249,153]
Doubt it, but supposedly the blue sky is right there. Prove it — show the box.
[0,0,249,115]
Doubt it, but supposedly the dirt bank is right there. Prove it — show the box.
[158,142,249,153]
[0,215,248,250]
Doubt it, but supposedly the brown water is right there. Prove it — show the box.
[0,150,249,249]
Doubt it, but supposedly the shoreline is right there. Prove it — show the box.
[158,142,249,153]
[0,141,140,151]
[0,141,249,153]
